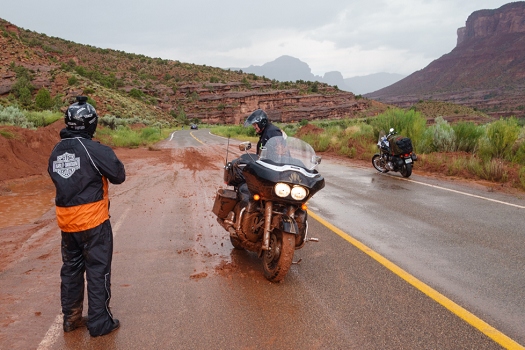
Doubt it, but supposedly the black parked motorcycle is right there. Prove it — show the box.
[212,136,325,282]
[372,128,417,178]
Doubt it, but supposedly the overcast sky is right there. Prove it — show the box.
[0,0,514,78]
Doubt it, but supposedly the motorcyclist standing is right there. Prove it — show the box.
[48,96,125,337]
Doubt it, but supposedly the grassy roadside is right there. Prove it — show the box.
[207,110,525,192]
[2,106,525,191]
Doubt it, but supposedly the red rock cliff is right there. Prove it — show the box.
[457,2,525,45]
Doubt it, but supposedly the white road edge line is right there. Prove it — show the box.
[37,207,131,349]
[37,314,62,350]
[400,176,525,209]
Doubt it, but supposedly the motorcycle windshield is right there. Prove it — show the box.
[378,130,389,147]
[378,130,386,143]
[259,136,318,170]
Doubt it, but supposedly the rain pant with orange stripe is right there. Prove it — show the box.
[48,128,125,336]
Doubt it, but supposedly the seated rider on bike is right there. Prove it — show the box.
[245,109,283,156]
[228,109,282,190]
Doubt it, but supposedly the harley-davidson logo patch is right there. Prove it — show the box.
[53,152,80,179]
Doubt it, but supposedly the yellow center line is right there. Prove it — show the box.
[190,131,205,144]
[308,210,524,350]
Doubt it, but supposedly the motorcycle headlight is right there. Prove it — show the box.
[291,186,307,200]
[274,183,291,197]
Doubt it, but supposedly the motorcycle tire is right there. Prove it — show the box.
[262,230,295,283]
[372,154,389,173]
[400,163,412,178]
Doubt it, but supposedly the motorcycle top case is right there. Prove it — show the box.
[389,135,413,155]
[212,188,238,219]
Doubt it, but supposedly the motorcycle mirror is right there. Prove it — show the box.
[239,142,251,151]
[311,155,322,165]
[389,128,394,133]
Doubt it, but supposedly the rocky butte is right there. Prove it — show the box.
[365,1,525,118]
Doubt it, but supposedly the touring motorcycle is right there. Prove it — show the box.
[372,128,417,178]
[212,136,325,282]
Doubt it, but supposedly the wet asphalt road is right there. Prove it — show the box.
[16,129,525,349]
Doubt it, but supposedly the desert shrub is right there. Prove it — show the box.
[25,110,62,127]
[18,86,33,107]
[98,114,151,130]
[273,123,296,137]
[335,123,375,159]
[370,108,426,146]
[83,87,95,94]
[99,115,128,130]
[299,133,331,152]
[173,107,188,125]
[109,127,142,147]
[513,137,525,165]
[35,88,53,109]
[477,117,520,161]
[0,105,32,127]
[419,116,456,153]
[0,105,62,128]
[129,88,145,99]
[452,121,483,152]
[444,155,505,181]
[467,158,507,182]
[87,96,97,108]
[140,127,162,142]
[210,124,257,140]
[68,75,78,85]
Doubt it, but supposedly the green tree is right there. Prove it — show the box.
[18,86,33,107]
[35,88,53,109]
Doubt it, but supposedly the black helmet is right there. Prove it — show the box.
[243,109,268,132]
[65,96,98,136]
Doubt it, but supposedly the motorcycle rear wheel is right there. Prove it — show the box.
[400,163,412,178]
[372,154,388,173]
[262,230,295,282]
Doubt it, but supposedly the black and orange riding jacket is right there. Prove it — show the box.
[48,129,125,232]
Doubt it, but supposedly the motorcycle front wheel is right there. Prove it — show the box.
[400,163,412,178]
[230,235,244,250]
[262,230,295,282]
[372,154,388,173]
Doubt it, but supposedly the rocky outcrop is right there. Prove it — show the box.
[457,2,525,45]
[0,19,386,125]
[366,2,525,118]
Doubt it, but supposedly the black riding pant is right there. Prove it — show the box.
[60,219,116,336]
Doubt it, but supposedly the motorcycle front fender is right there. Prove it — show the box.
[280,214,300,235]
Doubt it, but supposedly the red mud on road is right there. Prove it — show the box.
[1,121,522,274]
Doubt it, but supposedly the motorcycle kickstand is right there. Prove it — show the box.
[292,258,302,265]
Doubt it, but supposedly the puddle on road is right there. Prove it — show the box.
[0,176,55,228]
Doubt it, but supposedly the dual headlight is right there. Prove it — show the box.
[274,182,308,200]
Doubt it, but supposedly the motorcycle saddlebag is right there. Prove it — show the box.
[390,136,413,155]
[212,188,238,219]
